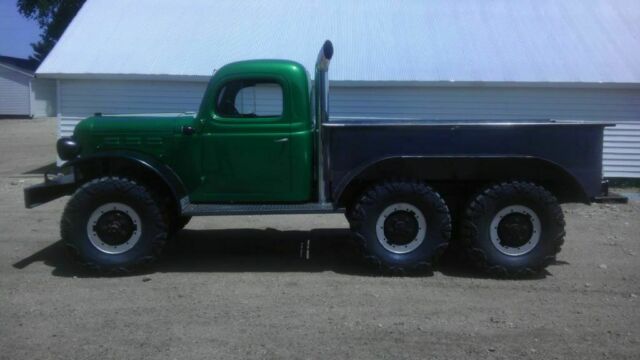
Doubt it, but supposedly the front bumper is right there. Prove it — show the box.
[24,173,77,209]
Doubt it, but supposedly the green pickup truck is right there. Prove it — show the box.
[25,41,609,276]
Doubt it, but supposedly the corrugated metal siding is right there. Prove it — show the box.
[329,87,640,121]
[30,78,57,117]
[0,65,31,116]
[58,79,206,135]
[603,122,640,177]
[59,80,640,177]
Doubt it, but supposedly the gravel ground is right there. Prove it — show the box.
[1,118,639,359]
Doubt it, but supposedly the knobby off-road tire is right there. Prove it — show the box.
[61,177,168,273]
[461,181,565,277]
[348,180,451,274]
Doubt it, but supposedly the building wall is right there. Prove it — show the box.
[329,86,640,121]
[58,79,640,177]
[0,65,31,116]
[603,122,640,178]
[30,78,57,117]
[58,79,206,135]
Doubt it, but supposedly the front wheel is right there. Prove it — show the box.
[461,181,565,277]
[61,177,168,272]
[348,180,451,273]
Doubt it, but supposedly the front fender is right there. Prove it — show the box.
[66,151,189,210]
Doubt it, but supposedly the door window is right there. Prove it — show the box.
[216,80,283,118]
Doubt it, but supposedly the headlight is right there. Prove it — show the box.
[57,137,81,160]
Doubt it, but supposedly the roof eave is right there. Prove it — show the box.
[334,80,640,89]
[35,72,212,82]
[0,62,35,77]
[35,73,640,89]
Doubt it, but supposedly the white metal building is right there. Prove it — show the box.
[0,56,57,117]
[36,0,640,177]
[30,76,57,117]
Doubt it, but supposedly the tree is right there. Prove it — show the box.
[17,0,86,63]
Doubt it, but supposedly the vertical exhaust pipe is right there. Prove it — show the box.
[315,40,333,204]
[315,40,333,127]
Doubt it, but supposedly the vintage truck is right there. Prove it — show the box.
[25,41,609,276]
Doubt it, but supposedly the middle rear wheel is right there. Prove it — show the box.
[348,180,451,273]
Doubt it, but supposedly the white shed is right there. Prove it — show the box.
[36,0,640,177]
[0,56,57,118]
[0,57,33,117]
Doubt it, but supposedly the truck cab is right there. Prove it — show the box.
[185,60,314,203]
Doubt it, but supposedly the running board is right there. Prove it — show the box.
[182,203,342,216]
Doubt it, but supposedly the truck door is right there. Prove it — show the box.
[198,77,294,202]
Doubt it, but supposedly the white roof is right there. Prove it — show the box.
[37,0,640,85]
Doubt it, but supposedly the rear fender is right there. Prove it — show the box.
[333,156,590,206]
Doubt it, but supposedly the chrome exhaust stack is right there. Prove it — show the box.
[315,40,333,204]
[315,40,333,128]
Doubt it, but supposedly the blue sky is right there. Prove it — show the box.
[0,0,41,58]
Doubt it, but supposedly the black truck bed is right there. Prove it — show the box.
[323,118,611,203]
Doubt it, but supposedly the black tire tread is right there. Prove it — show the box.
[60,176,168,273]
[348,179,451,274]
[461,181,565,277]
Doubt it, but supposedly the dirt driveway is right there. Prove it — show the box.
[1,118,639,359]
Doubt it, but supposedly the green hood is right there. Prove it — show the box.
[73,113,196,158]
[75,113,195,135]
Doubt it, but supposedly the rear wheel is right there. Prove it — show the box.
[348,180,451,273]
[61,177,168,272]
[461,181,565,277]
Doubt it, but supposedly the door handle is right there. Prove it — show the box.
[182,126,196,136]
[274,138,289,143]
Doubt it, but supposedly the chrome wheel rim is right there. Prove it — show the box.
[87,202,141,254]
[376,203,426,254]
[490,205,541,256]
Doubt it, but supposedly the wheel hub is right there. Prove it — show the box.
[94,210,136,246]
[497,213,533,248]
[383,211,419,246]
[87,203,142,254]
[376,203,427,254]
[489,205,541,256]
